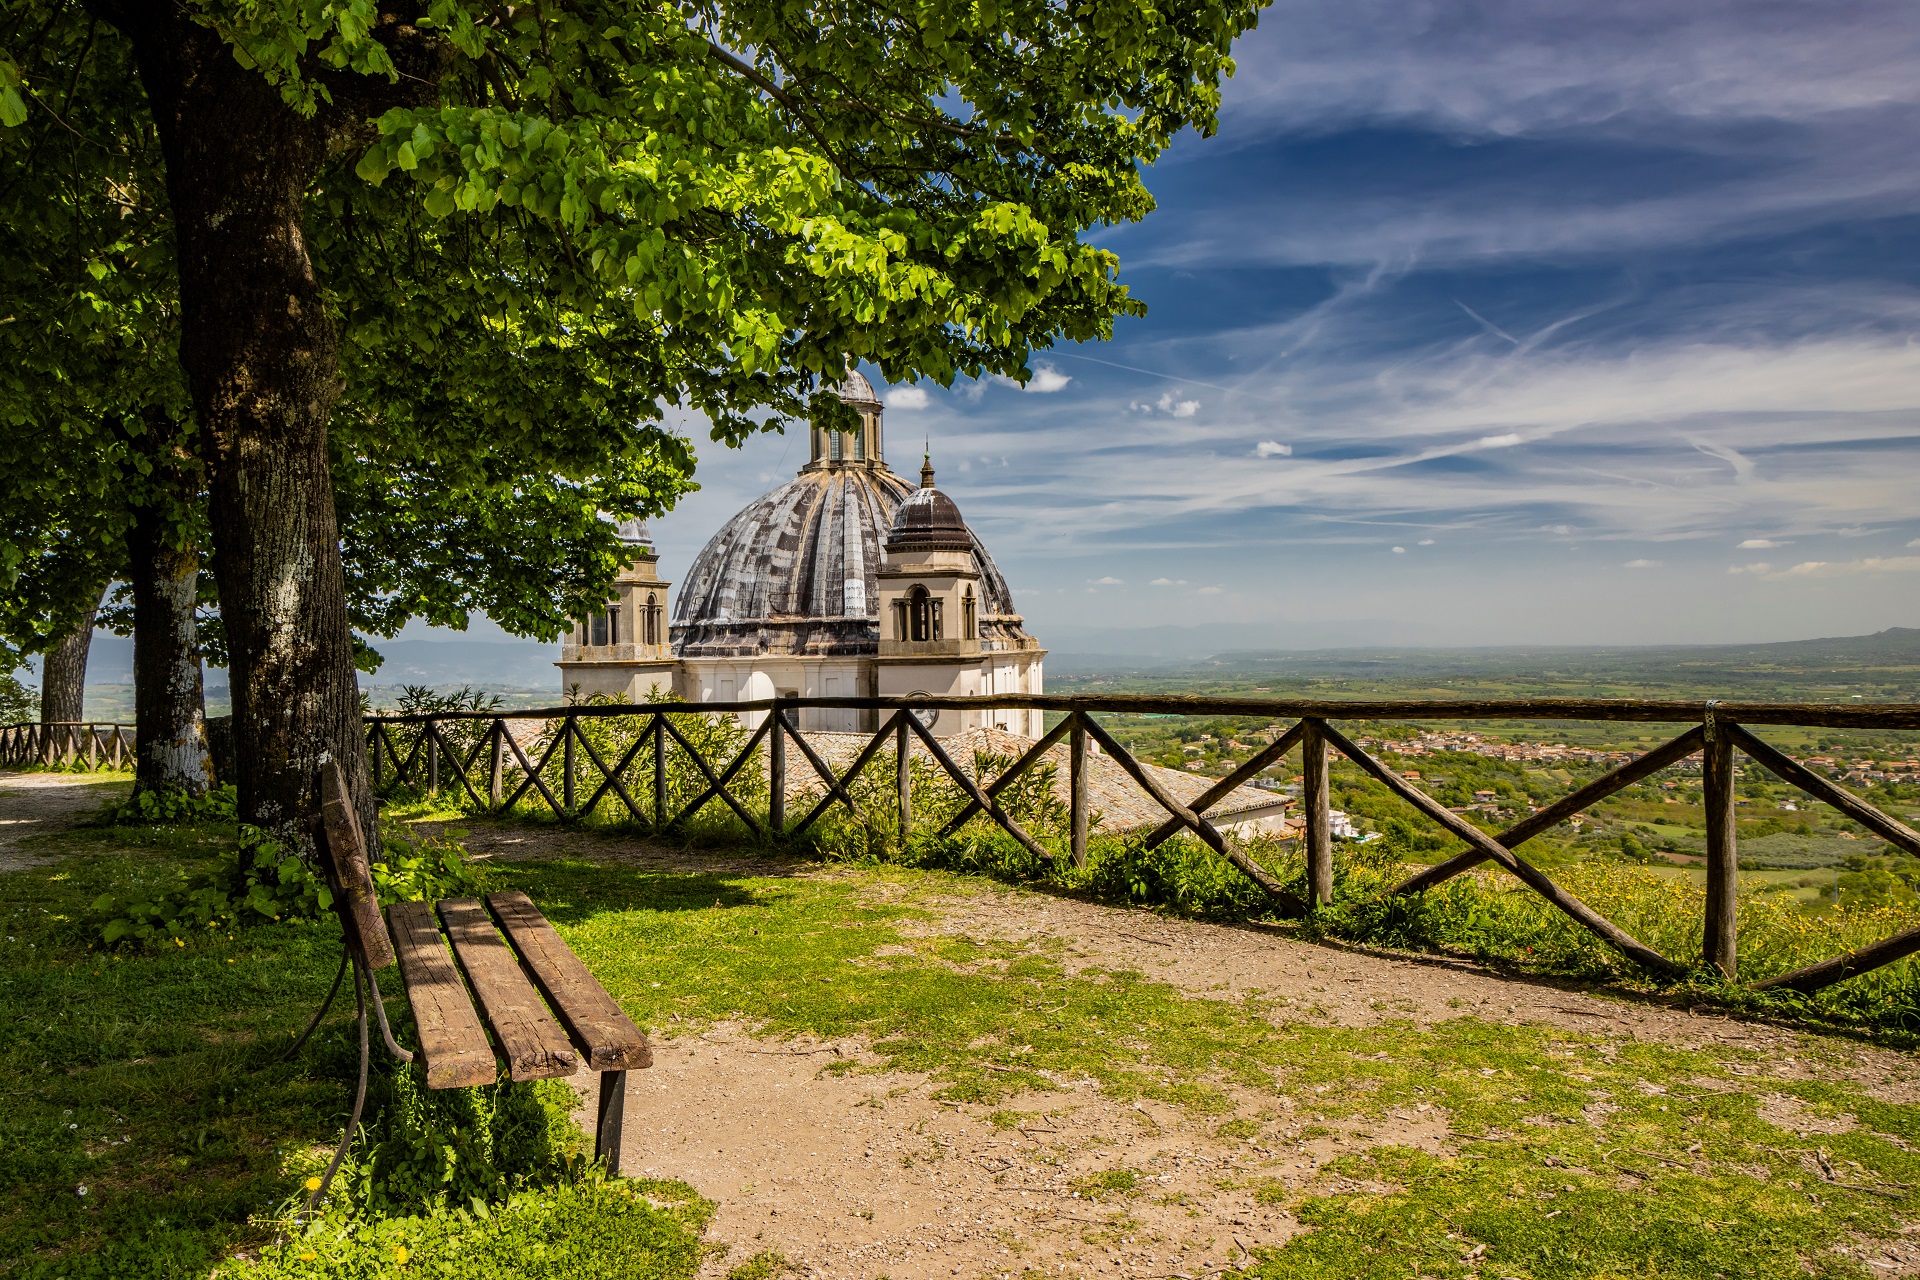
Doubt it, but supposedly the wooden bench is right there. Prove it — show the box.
[313,762,650,1177]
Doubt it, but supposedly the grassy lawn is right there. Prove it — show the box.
[7,787,1920,1278]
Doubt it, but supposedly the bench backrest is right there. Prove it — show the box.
[318,760,395,970]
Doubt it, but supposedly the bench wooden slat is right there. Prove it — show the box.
[386,901,496,1090]
[438,898,579,1082]
[486,890,652,1072]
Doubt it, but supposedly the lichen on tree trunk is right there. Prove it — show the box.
[127,502,213,796]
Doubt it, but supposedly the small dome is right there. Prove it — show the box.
[887,460,972,550]
[613,518,652,546]
[837,368,881,407]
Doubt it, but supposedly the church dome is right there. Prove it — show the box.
[887,459,972,551]
[837,368,882,408]
[672,465,1026,658]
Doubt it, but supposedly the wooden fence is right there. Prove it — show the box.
[364,695,1920,994]
[0,721,134,770]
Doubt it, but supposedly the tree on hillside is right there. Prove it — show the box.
[5,0,1261,844]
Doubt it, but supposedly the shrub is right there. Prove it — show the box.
[104,782,238,825]
[87,822,481,946]
[348,1061,586,1215]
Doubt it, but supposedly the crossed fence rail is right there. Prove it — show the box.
[366,694,1920,993]
[0,721,134,770]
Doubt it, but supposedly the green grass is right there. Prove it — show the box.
[12,791,1920,1279]
[0,803,707,1280]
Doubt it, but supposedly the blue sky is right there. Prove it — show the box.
[530,1,1920,648]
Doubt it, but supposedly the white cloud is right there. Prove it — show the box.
[1255,441,1292,458]
[1157,392,1201,418]
[1910,539,1920,548]
[1729,563,1772,575]
[1222,1,1920,141]
[1775,557,1920,578]
[1392,546,1407,554]
[1026,365,1072,393]
[1089,576,1124,586]
[1738,538,1787,549]
[1418,538,1436,545]
[1541,525,1575,537]
[1623,558,1662,569]
[1477,433,1526,449]
[1196,585,1224,595]
[886,386,930,409]
[1149,577,1189,586]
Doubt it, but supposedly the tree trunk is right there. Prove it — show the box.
[126,503,212,796]
[39,591,102,726]
[106,13,387,847]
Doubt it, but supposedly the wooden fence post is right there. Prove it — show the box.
[652,714,667,828]
[768,702,786,835]
[562,716,577,814]
[1303,719,1333,908]
[427,725,440,797]
[490,721,505,809]
[1069,713,1089,869]
[1702,702,1739,977]
[896,713,912,840]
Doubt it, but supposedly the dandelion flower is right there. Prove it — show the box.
[304,1175,322,1192]
[395,1245,409,1265]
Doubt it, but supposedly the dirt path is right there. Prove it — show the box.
[0,770,125,873]
[538,860,1920,1280]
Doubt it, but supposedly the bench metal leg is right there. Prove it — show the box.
[595,1070,627,1175]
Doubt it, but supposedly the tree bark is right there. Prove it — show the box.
[39,591,102,726]
[97,11,437,847]
[126,502,213,796]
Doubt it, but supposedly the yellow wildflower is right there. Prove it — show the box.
[304,1176,322,1192]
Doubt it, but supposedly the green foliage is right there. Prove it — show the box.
[86,822,481,947]
[233,1179,710,1280]
[349,1065,587,1216]
[105,782,239,826]
[0,663,33,722]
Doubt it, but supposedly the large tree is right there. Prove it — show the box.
[6,0,1259,843]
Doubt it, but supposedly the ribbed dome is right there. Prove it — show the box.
[672,463,1025,658]
[837,369,881,407]
[887,462,972,551]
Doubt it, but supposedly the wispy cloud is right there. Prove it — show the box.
[1623,558,1662,569]
[1254,441,1292,458]
[886,385,930,409]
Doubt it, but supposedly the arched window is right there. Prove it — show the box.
[892,598,909,641]
[828,430,843,461]
[644,592,660,645]
[908,585,932,642]
[962,588,976,640]
[590,601,619,647]
[852,424,865,460]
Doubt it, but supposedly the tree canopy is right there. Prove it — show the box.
[1,0,1263,834]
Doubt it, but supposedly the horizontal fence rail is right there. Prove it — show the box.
[353,694,1914,994]
[0,722,134,770]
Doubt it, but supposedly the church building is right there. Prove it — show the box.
[557,373,1046,736]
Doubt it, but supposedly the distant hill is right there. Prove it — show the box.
[1202,628,1920,675]
[1053,628,1920,702]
